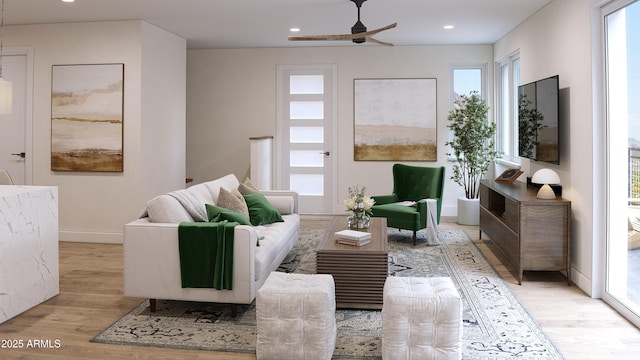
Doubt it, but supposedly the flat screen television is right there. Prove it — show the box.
[518,75,560,164]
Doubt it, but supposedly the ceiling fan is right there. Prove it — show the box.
[288,0,397,46]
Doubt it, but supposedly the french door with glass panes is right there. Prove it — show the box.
[276,65,336,214]
[602,0,640,328]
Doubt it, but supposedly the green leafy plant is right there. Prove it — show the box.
[446,91,500,199]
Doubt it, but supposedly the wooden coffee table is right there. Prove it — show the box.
[316,216,388,309]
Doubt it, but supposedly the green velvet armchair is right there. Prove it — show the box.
[371,164,445,245]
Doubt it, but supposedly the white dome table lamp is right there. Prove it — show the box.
[531,169,561,199]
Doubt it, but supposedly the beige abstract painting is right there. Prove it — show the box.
[51,64,124,172]
[354,78,437,161]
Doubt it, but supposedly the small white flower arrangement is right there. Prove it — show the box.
[344,185,375,216]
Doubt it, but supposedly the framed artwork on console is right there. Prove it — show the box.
[495,168,524,183]
[353,78,437,161]
[51,63,124,172]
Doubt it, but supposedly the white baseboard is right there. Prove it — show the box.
[442,205,457,217]
[59,230,123,244]
[570,266,594,298]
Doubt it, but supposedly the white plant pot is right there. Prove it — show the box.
[457,197,480,225]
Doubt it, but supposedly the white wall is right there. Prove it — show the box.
[6,21,186,243]
[0,3,599,290]
[494,0,596,295]
[186,45,493,216]
[140,22,187,204]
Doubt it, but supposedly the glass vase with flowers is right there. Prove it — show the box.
[344,185,375,229]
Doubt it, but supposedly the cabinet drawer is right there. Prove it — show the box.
[480,208,520,264]
[520,205,569,270]
[503,198,519,233]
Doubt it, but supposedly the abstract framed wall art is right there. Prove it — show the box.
[353,78,437,161]
[51,63,124,172]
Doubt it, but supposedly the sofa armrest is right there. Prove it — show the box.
[123,218,260,303]
[261,190,299,214]
[372,194,398,205]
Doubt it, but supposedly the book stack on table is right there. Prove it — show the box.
[334,229,372,246]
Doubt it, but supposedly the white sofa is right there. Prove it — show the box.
[123,174,300,314]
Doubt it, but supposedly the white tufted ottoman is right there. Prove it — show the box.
[382,277,462,360]
[256,271,336,360]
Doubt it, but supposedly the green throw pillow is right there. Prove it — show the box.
[243,193,284,226]
[205,204,251,225]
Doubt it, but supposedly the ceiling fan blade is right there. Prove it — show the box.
[361,22,397,36]
[366,37,393,47]
[288,34,353,41]
[288,22,397,42]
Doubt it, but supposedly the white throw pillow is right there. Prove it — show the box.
[146,194,194,223]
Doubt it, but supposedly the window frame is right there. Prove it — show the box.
[448,63,488,160]
[450,63,487,106]
[495,51,521,165]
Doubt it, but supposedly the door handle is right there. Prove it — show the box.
[320,151,330,156]
[11,152,25,158]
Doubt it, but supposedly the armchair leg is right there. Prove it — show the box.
[413,231,417,246]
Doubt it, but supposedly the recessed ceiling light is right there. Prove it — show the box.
[290,28,300,33]
[443,25,454,30]
[62,0,75,3]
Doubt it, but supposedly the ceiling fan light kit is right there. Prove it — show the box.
[288,0,396,46]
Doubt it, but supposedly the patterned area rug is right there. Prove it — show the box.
[92,219,563,359]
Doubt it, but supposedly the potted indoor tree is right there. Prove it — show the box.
[446,91,500,225]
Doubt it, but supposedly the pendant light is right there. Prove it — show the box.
[0,0,13,114]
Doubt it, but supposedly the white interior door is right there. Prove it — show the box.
[0,48,31,185]
[276,64,337,214]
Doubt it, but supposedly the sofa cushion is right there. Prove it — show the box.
[244,193,284,226]
[264,195,294,215]
[146,194,194,223]
[189,182,215,204]
[205,204,251,225]
[203,174,241,205]
[217,188,250,219]
[254,214,299,282]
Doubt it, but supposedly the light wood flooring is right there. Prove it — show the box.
[1,218,639,359]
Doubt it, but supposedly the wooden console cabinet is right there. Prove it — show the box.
[479,179,571,285]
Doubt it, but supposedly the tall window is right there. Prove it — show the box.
[451,64,486,104]
[495,52,521,164]
[449,64,487,158]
